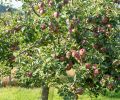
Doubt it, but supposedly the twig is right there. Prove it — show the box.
[29,2,41,17]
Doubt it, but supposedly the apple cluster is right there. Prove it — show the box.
[35,0,70,34]
[87,15,113,38]
[37,0,69,15]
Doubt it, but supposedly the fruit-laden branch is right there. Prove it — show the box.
[1,24,24,36]
[0,25,24,39]
[29,1,41,17]
[5,25,24,34]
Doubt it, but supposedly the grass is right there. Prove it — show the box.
[0,87,40,100]
[0,87,120,100]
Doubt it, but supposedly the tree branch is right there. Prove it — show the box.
[0,18,6,25]
[29,2,41,17]
[16,37,48,57]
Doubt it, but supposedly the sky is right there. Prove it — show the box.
[11,0,23,8]
[1,0,23,8]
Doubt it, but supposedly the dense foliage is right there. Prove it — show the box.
[0,0,120,99]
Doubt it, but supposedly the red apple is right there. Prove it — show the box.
[94,27,105,33]
[107,83,114,90]
[38,2,44,8]
[94,69,99,76]
[72,50,80,60]
[93,64,97,69]
[75,87,84,95]
[53,12,59,18]
[99,27,106,33]
[41,23,46,30]
[105,31,110,37]
[39,9,45,15]
[71,50,77,57]
[85,63,91,69]
[48,0,54,7]
[101,16,109,24]
[68,27,73,33]
[66,51,72,59]
[65,62,73,70]
[99,47,107,53]
[59,56,66,62]
[79,48,86,57]
[107,24,112,28]
[27,72,32,78]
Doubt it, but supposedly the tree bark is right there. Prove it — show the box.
[41,85,49,100]
[74,94,78,100]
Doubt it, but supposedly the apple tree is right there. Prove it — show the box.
[0,0,120,100]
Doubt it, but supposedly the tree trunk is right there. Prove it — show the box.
[41,85,49,100]
[74,94,78,100]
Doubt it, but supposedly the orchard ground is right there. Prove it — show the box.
[0,87,120,100]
